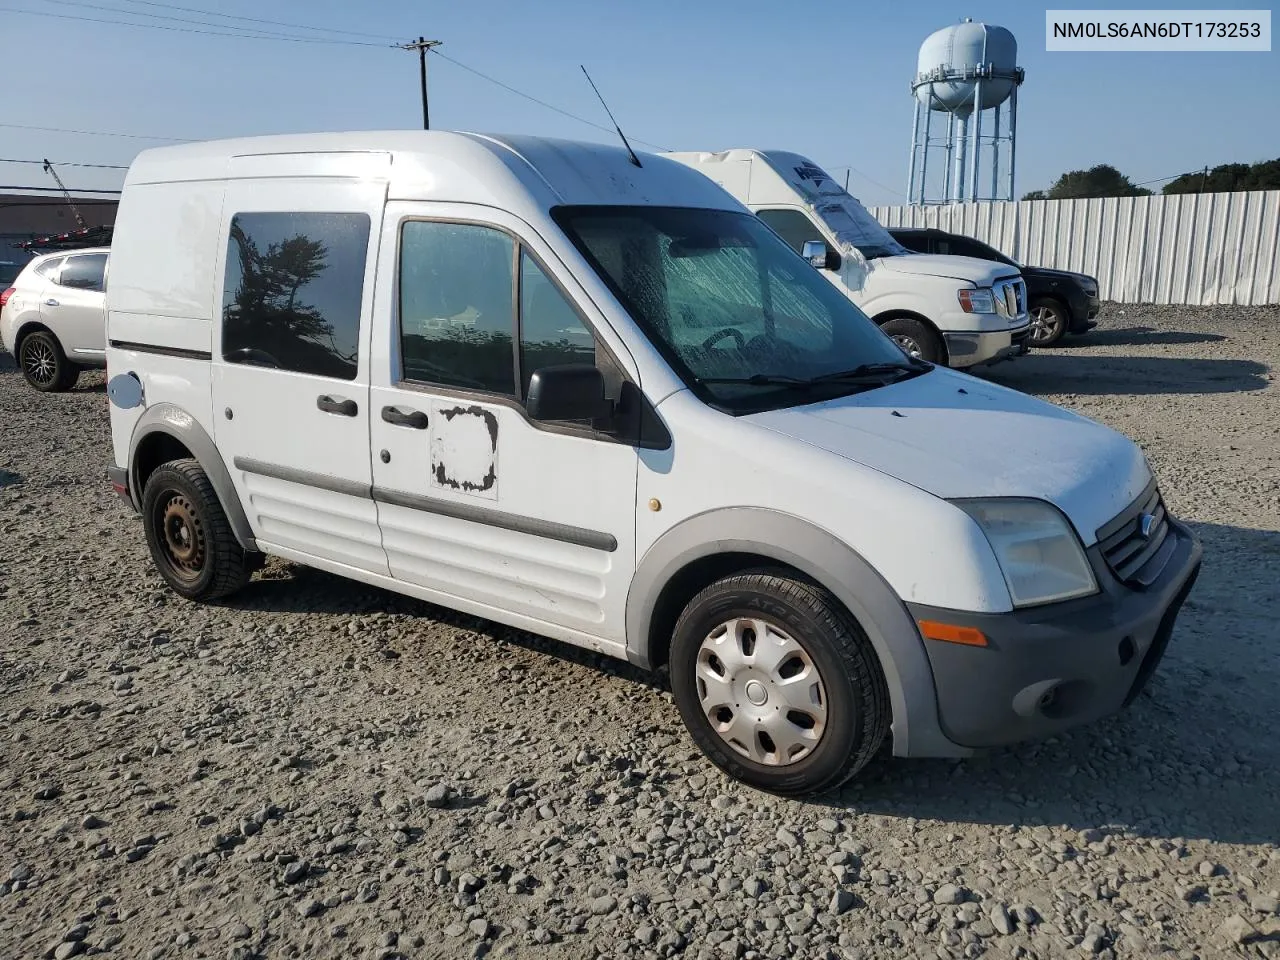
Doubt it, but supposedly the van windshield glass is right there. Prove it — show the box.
[813,199,911,260]
[552,205,923,413]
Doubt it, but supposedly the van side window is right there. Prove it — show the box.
[221,212,371,381]
[399,221,516,395]
[57,253,107,292]
[756,209,825,255]
[519,252,595,395]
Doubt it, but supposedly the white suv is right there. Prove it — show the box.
[103,132,1201,796]
[0,247,109,391]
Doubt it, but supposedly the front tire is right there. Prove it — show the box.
[141,459,252,601]
[1028,298,1068,347]
[19,330,78,392]
[880,318,944,365]
[669,572,890,796]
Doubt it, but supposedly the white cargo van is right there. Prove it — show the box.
[664,150,1030,367]
[104,132,1200,796]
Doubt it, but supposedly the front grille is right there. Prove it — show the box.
[994,278,1026,320]
[1097,484,1175,588]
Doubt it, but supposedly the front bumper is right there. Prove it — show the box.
[906,513,1202,749]
[944,320,1031,368]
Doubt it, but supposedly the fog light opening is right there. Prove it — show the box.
[1118,636,1136,666]
[1038,688,1058,711]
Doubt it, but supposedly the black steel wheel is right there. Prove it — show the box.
[141,458,252,601]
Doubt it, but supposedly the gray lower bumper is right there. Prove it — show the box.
[944,323,1031,368]
[906,518,1202,749]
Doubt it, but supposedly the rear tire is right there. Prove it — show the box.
[19,330,78,392]
[669,571,890,797]
[141,459,252,601]
[880,318,943,365]
[1028,298,1068,347]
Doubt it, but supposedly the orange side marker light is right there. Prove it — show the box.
[917,620,988,647]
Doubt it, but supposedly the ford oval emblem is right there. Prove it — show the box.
[1138,513,1157,538]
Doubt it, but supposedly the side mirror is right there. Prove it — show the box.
[802,240,842,271]
[526,364,611,422]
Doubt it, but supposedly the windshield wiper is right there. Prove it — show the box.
[807,360,930,383]
[695,373,815,387]
[696,361,929,390]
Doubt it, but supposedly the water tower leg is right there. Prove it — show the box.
[944,112,955,201]
[1007,84,1018,204]
[919,105,933,204]
[991,102,1001,202]
[969,81,983,202]
[907,99,921,203]
[952,114,967,202]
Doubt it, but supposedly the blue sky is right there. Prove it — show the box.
[2,0,1276,207]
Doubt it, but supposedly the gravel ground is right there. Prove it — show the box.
[1,303,1278,960]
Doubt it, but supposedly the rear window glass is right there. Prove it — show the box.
[57,253,107,291]
[221,212,371,380]
[34,257,64,281]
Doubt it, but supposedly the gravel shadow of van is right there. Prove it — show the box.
[986,353,1270,396]
[1060,325,1228,348]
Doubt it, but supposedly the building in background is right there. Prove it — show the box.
[1,192,118,256]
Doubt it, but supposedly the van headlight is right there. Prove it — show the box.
[954,499,1098,607]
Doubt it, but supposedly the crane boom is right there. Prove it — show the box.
[41,158,87,230]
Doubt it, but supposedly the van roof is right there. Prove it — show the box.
[124,131,740,213]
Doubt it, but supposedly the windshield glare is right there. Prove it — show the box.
[551,206,914,412]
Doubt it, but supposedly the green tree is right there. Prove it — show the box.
[1032,165,1152,200]
[1163,159,1280,194]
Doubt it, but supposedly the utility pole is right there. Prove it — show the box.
[1198,165,1209,194]
[399,38,442,129]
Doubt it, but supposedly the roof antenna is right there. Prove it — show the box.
[580,65,641,168]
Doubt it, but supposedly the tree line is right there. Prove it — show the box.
[1022,158,1280,201]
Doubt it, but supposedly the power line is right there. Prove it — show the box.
[431,50,671,152]
[0,185,122,194]
[0,121,193,142]
[0,6,394,45]
[828,164,909,200]
[0,157,129,169]
[114,0,402,41]
[42,0,355,42]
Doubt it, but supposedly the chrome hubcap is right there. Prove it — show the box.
[892,335,923,359]
[695,618,828,766]
[22,341,56,385]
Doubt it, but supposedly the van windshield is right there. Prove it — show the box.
[552,205,924,413]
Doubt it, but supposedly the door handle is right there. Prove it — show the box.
[317,395,358,417]
[381,405,428,430]
[44,298,59,307]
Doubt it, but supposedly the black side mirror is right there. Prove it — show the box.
[526,364,611,422]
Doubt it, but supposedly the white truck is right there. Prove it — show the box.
[664,150,1030,368]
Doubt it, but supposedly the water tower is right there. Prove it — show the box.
[907,19,1025,204]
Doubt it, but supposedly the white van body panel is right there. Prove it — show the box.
[367,200,639,642]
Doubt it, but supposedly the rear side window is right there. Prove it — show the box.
[221,212,371,380]
[57,253,108,292]
[34,257,65,281]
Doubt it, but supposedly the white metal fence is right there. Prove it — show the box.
[871,190,1280,306]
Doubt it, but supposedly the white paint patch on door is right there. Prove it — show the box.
[429,402,499,500]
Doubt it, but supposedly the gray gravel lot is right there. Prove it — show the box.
[1,303,1278,960]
